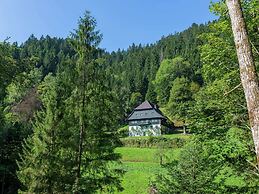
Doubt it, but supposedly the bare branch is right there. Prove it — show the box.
[224,83,242,96]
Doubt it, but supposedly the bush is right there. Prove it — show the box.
[120,136,187,148]
[118,125,129,138]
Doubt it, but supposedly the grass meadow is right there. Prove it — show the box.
[115,147,181,194]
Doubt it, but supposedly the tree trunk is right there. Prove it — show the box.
[183,122,186,135]
[1,168,5,194]
[75,122,84,191]
[75,67,86,192]
[159,155,163,165]
[226,0,259,166]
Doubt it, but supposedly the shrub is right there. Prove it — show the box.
[120,136,187,148]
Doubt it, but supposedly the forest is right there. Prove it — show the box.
[0,0,259,193]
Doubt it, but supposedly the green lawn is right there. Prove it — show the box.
[114,147,181,194]
[117,147,158,163]
[116,147,181,163]
[117,162,161,194]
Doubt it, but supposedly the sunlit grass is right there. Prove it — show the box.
[114,147,181,194]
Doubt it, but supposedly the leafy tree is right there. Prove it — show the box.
[0,120,31,194]
[166,77,195,134]
[4,68,42,105]
[154,57,193,106]
[154,140,216,194]
[0,41,36,194]
[195,0,258,138]
[145,81,157,104]
[154,1,259,193]
[129,92,143,109]
[155,128,259,193]
[0,42,18,100]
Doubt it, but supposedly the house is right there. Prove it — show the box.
[127,100,167,136]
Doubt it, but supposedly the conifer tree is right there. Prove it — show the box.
[17,75,66,193]
[18,12,123,194]
[69,11,123,193]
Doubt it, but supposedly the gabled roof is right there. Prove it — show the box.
[134,100,153,110]
[127,100,166,121]
[127,109,165,121]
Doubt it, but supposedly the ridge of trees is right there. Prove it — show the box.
[1,0,259,192]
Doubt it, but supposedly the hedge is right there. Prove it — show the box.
[120,136,188,148]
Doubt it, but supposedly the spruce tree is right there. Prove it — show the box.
[17,12,123,194]
[69,11,123,193]
[17,74,66,193]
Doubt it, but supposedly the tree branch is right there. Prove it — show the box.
[224,83,242,96]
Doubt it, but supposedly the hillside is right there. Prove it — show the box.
[1,1,259,193]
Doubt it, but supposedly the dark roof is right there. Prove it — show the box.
[127,109,165,121]
[127,100,166,121]
[134,100,153,110]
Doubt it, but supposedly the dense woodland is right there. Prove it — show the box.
[0,0,259,193]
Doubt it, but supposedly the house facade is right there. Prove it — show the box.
[127,101,166,136]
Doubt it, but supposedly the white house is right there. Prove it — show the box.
[127,101,167,136]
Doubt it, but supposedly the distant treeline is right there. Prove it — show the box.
[1,0,259,192]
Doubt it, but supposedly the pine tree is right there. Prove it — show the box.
[17,12,123,194]
[17,74,66,193]
[69,11,123,193]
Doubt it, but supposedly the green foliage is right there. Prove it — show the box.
[1,1,257,192]
[166,77,195,125]
[20,34,75,76]
[0,42,22,100]
[154,141,215,194]
[17,11,123,194]
[190,71,247,137]
[0,121,31,194]
[154,1,259,193]
[129,92,143,109]
[145,80,157,103]
[154,57,193,106]
[0,41,36,194]
[117,125,129,138]
[120,135,189,148]
[5,68,42,105]
[17,74,65,193]
[104,24,209,122]
[201,0,258,86]
[155,128,259,193]
[68,11,123,193]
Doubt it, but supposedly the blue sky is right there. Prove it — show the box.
[0,0,217,52]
